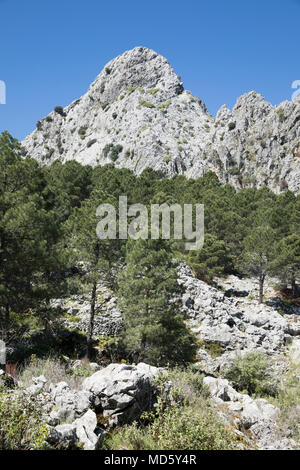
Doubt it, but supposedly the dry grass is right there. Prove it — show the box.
[18,356,92,390]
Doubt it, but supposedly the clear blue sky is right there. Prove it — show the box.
[0,0,299,140]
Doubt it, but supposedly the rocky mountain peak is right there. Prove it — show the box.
[88,47,184,106]
[22,47,300,194]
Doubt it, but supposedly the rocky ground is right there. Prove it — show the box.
[1,352,298,450]
[60,261,300,357]
[1,262,299,450]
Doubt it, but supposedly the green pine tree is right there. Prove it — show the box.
[118,238,197,366]
[273,234,300,297]
[241,225,276,303]
[66,189,121,357]
[188,234,234,283]
[0,132,65,333]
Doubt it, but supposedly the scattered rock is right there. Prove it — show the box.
[83,362,160,426]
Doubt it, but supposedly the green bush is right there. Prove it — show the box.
[87,138,97,148]
[0,392,49,450]
[78,126,87,137]
[225,352,278,397]
[103,143,123,161]
[140,100,155,109]
[104,405,234,450]
[54,106,65,117]
[277,107,285,122]
[270,359,300,444]
[104,369,236,450]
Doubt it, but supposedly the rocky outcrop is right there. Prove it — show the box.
[82,362,160,426]
[53,261,300,362]
[53,284,123,336]
[48,381,92,422]
[22,47,300,194]
[178,262,300,355]
[203,376,295,450]
[21,362,160,449]
[48,409,102,450]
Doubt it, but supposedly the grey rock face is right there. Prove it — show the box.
[48,423,77,449]
[25,375,47,395]
[48,410,102,450]
[73,409,103,450]
[57,284,123,336]
[22,47,300,194]
[49,381,92,422]
[82,362,160,426]
[203,376,292,450]
[178,262,300,355]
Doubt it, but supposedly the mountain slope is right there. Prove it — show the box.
[22,46,300,194]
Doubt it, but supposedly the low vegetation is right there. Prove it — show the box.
[104,369,237,450]
[225,352,278,397]
[0,392,49,450]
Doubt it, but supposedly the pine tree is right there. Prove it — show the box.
[66,189,121,357]
[188,234,234,283]
[0,132,64,332]
[241,225,276,303]
[118,238,197,366]
[273,234,300,297]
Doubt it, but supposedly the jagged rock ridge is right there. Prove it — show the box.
[22,47,300,194]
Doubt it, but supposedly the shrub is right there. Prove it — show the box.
[54,106,65,117]
[269,358,300,443]
[140,100,155,109]
[225,352,278,397]
[229,165,240,176]
[198,340,225,358]
[147,88,160,96]
[104,405,234,450]
[19,356,68,387]
[44,148,55,160]
[0,392,49,449]
[127,86,136,94]
[78,126,87,137]
[277,107,285,122]
[104,369,236,450]
[19,356,86,390]
[103,143,123,161]
[66,362,95,379]
[87,138,97,148]
[157,100,171,113]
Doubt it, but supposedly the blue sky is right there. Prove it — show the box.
[0,0,299,140]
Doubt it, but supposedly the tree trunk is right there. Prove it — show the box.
[5,304,9,322]
[87,280,97,359]
[291,276,297,298]
[259,274,265,304]
[87,241,101,359]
